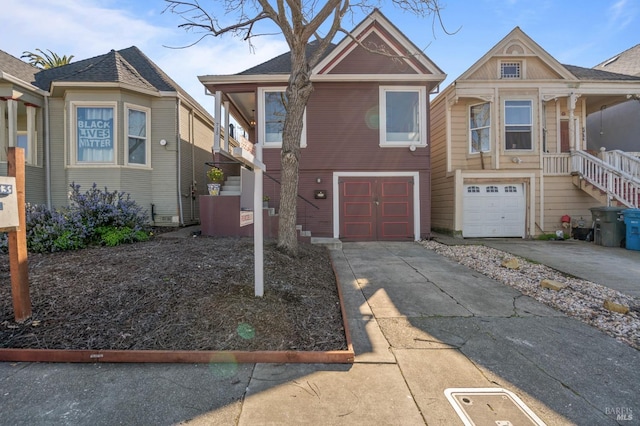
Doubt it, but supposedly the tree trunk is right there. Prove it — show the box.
[277,44,314,257]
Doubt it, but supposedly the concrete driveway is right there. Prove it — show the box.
[0,240,638,425]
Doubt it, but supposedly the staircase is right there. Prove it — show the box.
[219,175,241,196]
[571,150,640,208]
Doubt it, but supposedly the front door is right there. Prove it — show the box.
[339,177,414,241]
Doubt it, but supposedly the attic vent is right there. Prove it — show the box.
[602,56,619,67]
[505,43,524,55]
[501,62,521,79]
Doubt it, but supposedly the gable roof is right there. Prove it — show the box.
[456,26,577,82]
[313,9,445,77]
[200,9,445,86]
[0,49,40,84]
[593,43,640,76]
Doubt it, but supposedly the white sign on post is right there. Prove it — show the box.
[0,176,19,232]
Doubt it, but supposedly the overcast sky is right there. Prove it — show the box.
[2,0,638,115]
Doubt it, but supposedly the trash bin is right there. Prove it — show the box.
[623,208,640,251]
[590,206,626,247]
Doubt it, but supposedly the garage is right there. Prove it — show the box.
[462,183,526,238]
[339,176,414,241]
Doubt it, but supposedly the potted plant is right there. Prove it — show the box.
[206,167,224,195]
[263,195,270,209]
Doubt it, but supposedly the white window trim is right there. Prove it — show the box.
[124,103,151,169]
[379,86,427,148]
[69,101,118,167]
[469,102,491,154]
[503,99,534,152]
[257,87,307,149]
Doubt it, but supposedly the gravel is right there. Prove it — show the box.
[419,240,639,350]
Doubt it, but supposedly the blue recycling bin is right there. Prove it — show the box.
[623,208,640,251]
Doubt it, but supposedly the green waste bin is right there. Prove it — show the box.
[623,208,640,251]
[590,206,626,247]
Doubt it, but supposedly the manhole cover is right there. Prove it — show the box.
[444,388,546,426]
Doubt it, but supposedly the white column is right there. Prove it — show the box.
[6,99,18,148]
[0,101,6,157]
[568,92,577,151]
[223,100,230,152]
[27,105,36,163]
[213,91,221,153]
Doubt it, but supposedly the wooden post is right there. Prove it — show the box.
[7,147,31,322]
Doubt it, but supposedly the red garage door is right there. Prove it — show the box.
[339,177,414,241]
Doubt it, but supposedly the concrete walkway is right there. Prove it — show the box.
[1,241,638,425]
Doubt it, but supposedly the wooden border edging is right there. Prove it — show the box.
[0,255,355,364]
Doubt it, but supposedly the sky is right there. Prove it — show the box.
[2,0,638,116]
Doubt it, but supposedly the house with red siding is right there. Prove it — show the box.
[198,10,445,242]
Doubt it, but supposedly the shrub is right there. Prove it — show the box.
[0,183,150,253]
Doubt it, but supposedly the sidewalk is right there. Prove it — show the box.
[1,241,638,425]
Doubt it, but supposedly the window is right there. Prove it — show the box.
[505,185,518,193]
[504,100,532,150]
[379,86,426,147]
[125,105,150,166]
[501,62,521,79]
[16,132,36,165]
[74,104,115,164]
[486,186,499,193]
[258,87,306,148]
[467,186,480,193]
[469,102,490,153]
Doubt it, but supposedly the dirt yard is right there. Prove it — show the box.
[0,234,347,352]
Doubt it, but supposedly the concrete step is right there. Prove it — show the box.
[311,237,343,249]
[220,190,241,196]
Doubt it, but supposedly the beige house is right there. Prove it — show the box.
[1,47,215,227]
[430,27,640,238]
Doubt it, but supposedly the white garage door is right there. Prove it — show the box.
[463,183,525,238]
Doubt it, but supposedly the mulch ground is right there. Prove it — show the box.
[0,235,347,352]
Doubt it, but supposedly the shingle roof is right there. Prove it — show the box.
[27,46,210,118]
[0,49,39,84]
[593,44,640,76]
[237,41,337,75]
[562,64,640,81]
[34,48,157,92]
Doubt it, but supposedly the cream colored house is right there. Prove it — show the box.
[430,27,640,238]
[1,47,215,226]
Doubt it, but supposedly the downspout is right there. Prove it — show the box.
[176,98,184,226]
[44,95,51,209]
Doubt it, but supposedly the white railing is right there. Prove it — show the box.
[543,153,572,175]
[572,151,639,208]
[599,149,640,179]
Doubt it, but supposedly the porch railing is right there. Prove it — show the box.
[599,149,640,180]
[543,153,572,175]
[572,150,639,208]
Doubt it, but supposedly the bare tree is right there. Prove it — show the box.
[165,0,444,256]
